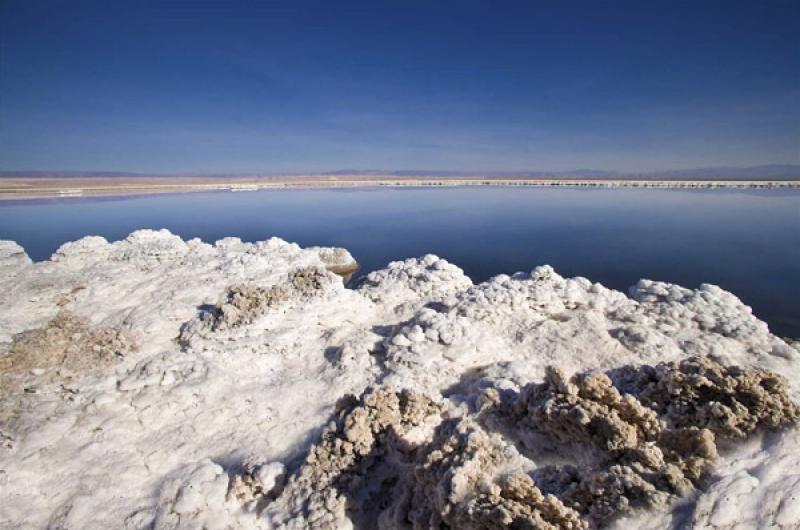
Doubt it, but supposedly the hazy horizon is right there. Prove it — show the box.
[2,163,800,180]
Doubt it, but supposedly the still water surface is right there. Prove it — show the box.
[1,187,798,337]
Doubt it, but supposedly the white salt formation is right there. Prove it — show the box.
[0,229,798,529]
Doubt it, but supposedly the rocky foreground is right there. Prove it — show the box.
[0,229,798,530]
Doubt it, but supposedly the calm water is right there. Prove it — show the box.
[1,187,798,337]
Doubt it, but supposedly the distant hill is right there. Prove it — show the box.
[1,164,799,180]
[626,164,800,180]
[320,165,800,180]
[0,170,150,179]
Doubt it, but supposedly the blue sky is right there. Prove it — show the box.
[0,0,798,173]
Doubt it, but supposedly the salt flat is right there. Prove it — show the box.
[0,230,797,529]
[1,176,799,201]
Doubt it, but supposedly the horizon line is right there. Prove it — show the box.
[2,163,800,179]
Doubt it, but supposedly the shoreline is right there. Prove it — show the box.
[1,176,800,201]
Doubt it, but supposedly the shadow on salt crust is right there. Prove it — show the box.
[182,356,798,530]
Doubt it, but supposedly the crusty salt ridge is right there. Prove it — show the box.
[0,229,797,529]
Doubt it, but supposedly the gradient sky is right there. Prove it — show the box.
[1,0,798,173]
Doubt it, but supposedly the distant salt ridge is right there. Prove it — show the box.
[2,176,799,202]
[0,229,798,529]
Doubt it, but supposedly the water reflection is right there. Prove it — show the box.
[1,186,798,337]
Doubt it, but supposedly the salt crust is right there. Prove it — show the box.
[0,229,798,529]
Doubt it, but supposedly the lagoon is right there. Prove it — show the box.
[1,186,798,337]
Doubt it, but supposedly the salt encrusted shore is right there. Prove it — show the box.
[0,230,798,529]
[1,177,799,201]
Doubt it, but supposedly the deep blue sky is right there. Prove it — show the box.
[1,0,798,173]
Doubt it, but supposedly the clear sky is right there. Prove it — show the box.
[1,0,798,173]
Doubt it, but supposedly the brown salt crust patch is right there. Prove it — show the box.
[523,426,716,527]
[308,246,359,277]
[506,356,797,526]
[235,356,798,529]
[210,283,290,330]
[0,310,135,396]
[612,355,800,438]
[0,310,136,448]
[203,266,335,331]
[408,418,587,530]
[508,367,714,525]
[227,457,286,513]
[261,386,443,529]
[457,473,588,530]
[324,262,359,277]
[513,367,664,451]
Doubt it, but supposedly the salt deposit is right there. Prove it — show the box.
[0,229,797,529]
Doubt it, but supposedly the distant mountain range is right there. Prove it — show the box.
[618,164,800,180]
[1,164,799,181]
[321,165,800,180]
